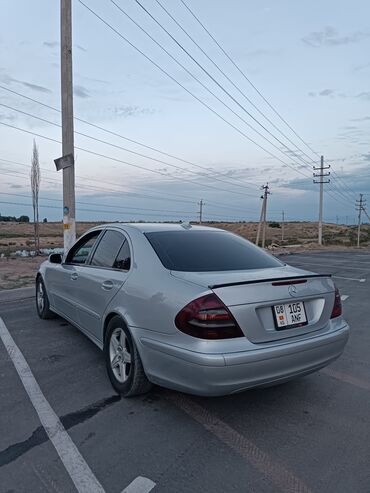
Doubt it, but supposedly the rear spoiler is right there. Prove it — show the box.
[209,274,332,290]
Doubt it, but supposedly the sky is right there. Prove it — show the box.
[0,0,369,224]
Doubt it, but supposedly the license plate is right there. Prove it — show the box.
[273,301,307,330]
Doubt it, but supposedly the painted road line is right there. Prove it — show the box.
[168,393,313,493]
[340,295,349,301]
[287,260,370,272]
[293,255,370,264]
[333,276,366,283]
[322,368,370,392]
[123,477,156,493]
[0,317,155,493]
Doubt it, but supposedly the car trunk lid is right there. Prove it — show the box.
[171,266,335,343]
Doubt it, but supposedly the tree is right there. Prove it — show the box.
[18,215,30,223]
[30,139,41,253]
[43,217,48,223]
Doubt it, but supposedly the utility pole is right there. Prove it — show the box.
[256,184,270,247]
[61,0,76,252]
[281,210,285,242]
[313,156,330,245]
[198,199,204,224]
[255,193,265,246]
[356,194,366,248]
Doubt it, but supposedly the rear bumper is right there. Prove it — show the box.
[136,322,350,396]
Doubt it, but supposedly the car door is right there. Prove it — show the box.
[73,229,132,342]
[46,230,103,324]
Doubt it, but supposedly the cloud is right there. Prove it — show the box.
[19,81,51,93]
[76,44,87,52]
[0,68,51,93]
[9,184,23,189]
[43,41,58,48]
[319,89,334,96]
[44,41,86,52]
[362,152,370,161]
[351,116,370,122]
[245,49,279,58]
[302,26,370,47]
[0,112,16,122]
[74,85,90,98]
[111,105,155,117]
[357,92,370,101]
[308,89,335,98]
[353,62,370,72]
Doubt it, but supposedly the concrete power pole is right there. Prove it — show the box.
[356,194,366,248]
[256,184,270,247]
[281,210,285,242]
[198,199,204,224]
[255,193,265,247]
[313,156,330,246]
[61,0,76,252]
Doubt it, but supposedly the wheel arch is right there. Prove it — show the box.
[103,311,129,345]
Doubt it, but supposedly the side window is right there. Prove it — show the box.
[66,231,101,265]
[113,240,131,271]
[90,230,125,268]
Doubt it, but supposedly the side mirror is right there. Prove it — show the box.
[49,253,62,264]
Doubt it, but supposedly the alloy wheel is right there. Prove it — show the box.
[37,281,44,313]
[109,327,132,383]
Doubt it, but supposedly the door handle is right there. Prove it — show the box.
[102,280,114,290]
[71,273,78,281]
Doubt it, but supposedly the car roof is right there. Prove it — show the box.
[95,222,224,234]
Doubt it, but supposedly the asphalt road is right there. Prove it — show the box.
[0,251,369,493]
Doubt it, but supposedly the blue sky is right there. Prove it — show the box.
[0,0,369,224]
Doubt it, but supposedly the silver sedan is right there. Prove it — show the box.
[36,223,350,397]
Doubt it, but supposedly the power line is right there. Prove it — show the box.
[76,0,317,181]
[0,157,256,213]
[1,101,262,195]
[0,199,198,219]
[178,0,321,160]
[0,96,261,195]
[0,84,255,190]
[0,166,264,217]
[91,1,361,210]
[153,0,319,167]
[0,190,262,219]
[147,1,357,206]
[0,119,255,198]
[0,196,260,222]
[132,0,317,170]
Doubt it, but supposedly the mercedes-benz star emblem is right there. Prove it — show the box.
[288,285,297,297]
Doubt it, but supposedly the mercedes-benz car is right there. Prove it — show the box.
[36,223,349,397]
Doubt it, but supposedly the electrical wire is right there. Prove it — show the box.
[131,0,317,170]
[77,0,316,181]
[0,119,254,198]
[178,0,321,160]
[153,0,319,167]
[0,84,258,191]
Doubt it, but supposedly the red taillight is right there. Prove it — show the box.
[175,293,244,339]
[330,287,342,319]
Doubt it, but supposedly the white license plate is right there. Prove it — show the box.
[273,301,307,329]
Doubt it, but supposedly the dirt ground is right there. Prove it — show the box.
[1,220,369,290]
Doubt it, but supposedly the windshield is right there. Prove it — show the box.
[145,230,282,272]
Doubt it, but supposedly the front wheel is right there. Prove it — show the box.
[104,316,152,397]
[36,276,55,319]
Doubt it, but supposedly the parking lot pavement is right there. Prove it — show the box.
[0,251,369,493]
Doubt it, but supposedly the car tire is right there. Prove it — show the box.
[36,276,55,319]
[104,316,152,397]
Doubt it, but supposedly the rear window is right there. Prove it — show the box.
[145,230,282,272]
